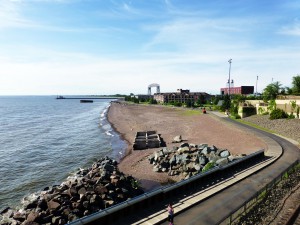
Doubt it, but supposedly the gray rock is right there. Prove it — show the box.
[216,158,229,166]
[78,187,87,195]
[210,145,218,153]
[47,200,60,210]
[199,155,208,165]
[201,147,211,155]
[169,155,176,166]
[25,211,40,223]
[180,142,189,148]
[160,161,170,170]
[198,143,208,149]
[161,147,169,155]
[103,163,114,172]
[189,143,197,148]
[173,135,182,143]
[208,152,220,162]
[220,150,231,158]
[194,164,202,171]
[52,216,61,225]
[82,201,90,209]
[177,146,189,154]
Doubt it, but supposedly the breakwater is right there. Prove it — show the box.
[0,157,143,225]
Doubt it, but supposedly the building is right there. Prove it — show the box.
[220,86,254,95]
[154,89,211,104]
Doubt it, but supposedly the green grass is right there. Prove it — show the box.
[181,110,202,116]
[232,118,276,134]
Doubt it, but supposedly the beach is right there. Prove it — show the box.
[107,102,267,190]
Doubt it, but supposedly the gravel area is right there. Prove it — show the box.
[242,115,300,145]
[107,102,266,190]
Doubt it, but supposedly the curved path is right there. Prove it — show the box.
[160,114,300,225]
[101,112,299,225]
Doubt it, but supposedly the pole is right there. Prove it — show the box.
[228,59,232,95]
[256,76,258,96]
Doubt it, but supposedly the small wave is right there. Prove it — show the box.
[100,105,109,118]
[105,131,114,136]
[102,124,111,130]
[20,192,39,210]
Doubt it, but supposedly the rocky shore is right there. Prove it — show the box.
[0,157,143,225]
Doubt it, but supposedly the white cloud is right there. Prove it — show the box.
[279,19,300,36]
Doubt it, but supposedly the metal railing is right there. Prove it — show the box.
[217,160,300,225]
[68,150,265,225]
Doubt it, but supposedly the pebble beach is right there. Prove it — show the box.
[107,101,267,189]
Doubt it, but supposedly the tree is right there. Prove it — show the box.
[285,86,293,95]
[263,81,282,100]
[221,94,231,111]
[291,75,300,94]
[290,100,297,114]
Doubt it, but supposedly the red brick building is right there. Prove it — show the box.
[220,86,254,95]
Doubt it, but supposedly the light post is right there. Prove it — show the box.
[256,75,258,96]
[228,59,232,96]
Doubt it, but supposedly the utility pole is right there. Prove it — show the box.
[256,75,258,96]
[228,59,232,96]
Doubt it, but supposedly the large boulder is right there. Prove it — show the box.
[220,150,231,158]
[198,155,208,166]
[177,147,190,154]
[201,147,211,155]
[173,135,182,143]
[47,200,61,210]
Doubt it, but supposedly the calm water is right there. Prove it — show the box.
[0,96,126,210]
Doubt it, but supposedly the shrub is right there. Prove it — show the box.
[148,98,157,104]
[241,106,256,117]
[288,113,295,119]
[269,108,288,120]
[231,114,241,119]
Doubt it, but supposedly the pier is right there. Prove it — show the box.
[56,96,124,100]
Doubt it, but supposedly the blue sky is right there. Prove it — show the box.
[1,0,300,95]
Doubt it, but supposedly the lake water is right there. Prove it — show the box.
[0,96,126,211]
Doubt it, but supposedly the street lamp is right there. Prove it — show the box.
[228,59,232,95]
[256,75,258,96]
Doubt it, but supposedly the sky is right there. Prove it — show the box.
[1,0,300,95]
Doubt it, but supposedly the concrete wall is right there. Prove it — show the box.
[245,98,300,116]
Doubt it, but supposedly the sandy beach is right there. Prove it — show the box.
[107,101,267,190]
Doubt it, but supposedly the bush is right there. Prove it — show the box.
[288,113,295,119]
[269,109,288,120]
[231,114,241,119]
[148,98,157,104]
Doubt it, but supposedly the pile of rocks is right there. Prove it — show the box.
[148,143,245,180]
[1,157,144,225]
